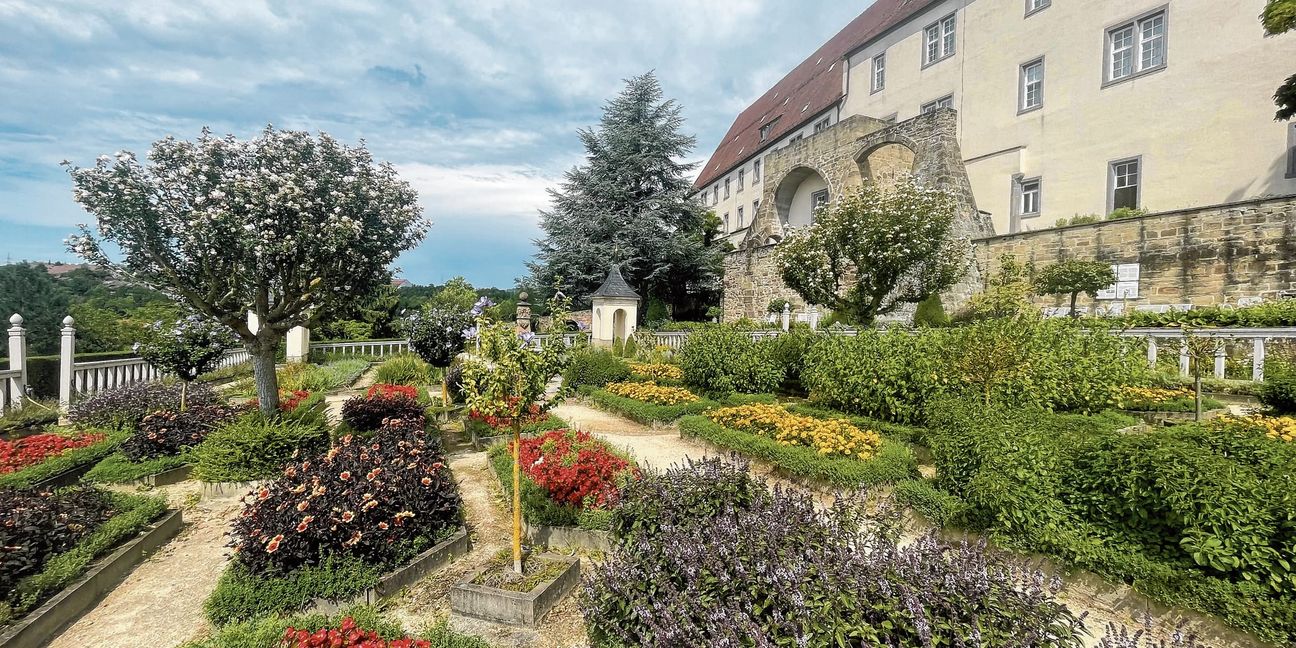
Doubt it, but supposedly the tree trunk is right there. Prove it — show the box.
[251,334,281,416]
[180,381,188,412]
[511,418,524,574]
[1194,372,1203,422]
[1069,292,1080,318]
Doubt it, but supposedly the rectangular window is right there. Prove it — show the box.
[1110,158,1141,211]
[924,13,956,66]
[737,206,744,228]
[871,52,886,92]
[753,159,761,183]
[812,189,829,210]
[1020,178,1041,215]
[1020,59,1044,112]
[921,95,954,115]
[712,186,719,205]
[1288,125,1296,178]
[759,118,778,141]
[753,199,760,219]
[724,178,731,199]
[1107,10,1167,83]
[723,213,730,232]
[738,169,745,191]
[813,117,831,133]
[1026,0,1050,16]
[789,133,804,144]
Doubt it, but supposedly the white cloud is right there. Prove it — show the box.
[396,163,560,224]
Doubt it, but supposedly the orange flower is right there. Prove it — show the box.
[420,477,432,486]
[341,511,355,523]
[266,534,284,553]
[378,522,389,530]
[296,501,309,512]
[363,500,378,511]
[339,471,351,481]
[257,488,270,500]
[432,461,444,470]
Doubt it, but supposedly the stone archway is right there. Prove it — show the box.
[612,308,627,343]
[856,140,917,189]
[774,166,831,229]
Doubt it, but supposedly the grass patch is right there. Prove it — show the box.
[83,450,189,484]
[0,490,167,626]
[471,551,568,592]
[191,413,329,483]
[204,555,382,626]
[678,415,919,489]
[0,430,126,488]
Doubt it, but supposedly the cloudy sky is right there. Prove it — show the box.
[0,0,867,287]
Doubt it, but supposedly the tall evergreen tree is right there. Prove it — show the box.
[527,72,723,319]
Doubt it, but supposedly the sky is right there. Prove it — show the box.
[0,0,868,288]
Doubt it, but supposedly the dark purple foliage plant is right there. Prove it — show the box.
[68,381,223,430]
[583,456,1087,648]
[120,403,242,461]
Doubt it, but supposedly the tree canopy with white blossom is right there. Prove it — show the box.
[775,177,964,326]
[65,126,427,413]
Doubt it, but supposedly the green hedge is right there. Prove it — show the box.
[0,430,126,488]
[486,442,612,531]
[0,490,166,625]
[83,451,189,484]
[677,416,919,489]
[924,399,1296,644]
[587,389,719,424]
[677,325,784,395]
[891,479,964,527]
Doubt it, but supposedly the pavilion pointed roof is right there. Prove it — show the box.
[590,264,640,300]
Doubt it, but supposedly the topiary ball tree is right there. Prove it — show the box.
[65,126,426,415]
[404,305,474,403]
[1033,260,1116,318]
[135,314,236,410]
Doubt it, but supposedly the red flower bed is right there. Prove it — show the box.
[514,429,638,509]
[0,432,107,474]
[247,390,312,412]
[366,384,419,400]
[280,617,429,648]
[468,397,546,430]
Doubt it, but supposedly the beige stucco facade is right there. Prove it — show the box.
[839,0,1296,235]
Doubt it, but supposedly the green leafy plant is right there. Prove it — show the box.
[775,176,964,326]
[190,413,330,483]
[561,348,630,390]
[911,293,949,327]
[1105,207,1148,221]
[372,353,432,386]
[677,325,783,395]
[135,314,237,409]
[1034,260,1116,318]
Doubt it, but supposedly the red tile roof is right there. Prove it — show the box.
[694,0,940,190]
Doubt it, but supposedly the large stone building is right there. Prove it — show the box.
[700,0,1296,319]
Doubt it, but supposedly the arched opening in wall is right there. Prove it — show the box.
[612,308,627,344]
[857,141,917,190]
[774,167,831,229]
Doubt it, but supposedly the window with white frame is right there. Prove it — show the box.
[724,178,731,198]
[1107,10,1166,83]
[813,117,831,133]
[789,134,804,144]
[921,95,954,115]
[1020,59,1044,112]
[871,52,886,92]
[1110,158,1141,210]
[712,185,719,205]
[737,206,744,228]
[1020,178,1041,215]
[723,213,730,232]
[753,159,761,183]
[924,13,956,66]
[738,169,745,191]
[1026,0,1050,16]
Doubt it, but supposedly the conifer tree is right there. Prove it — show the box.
[527,72,723,318]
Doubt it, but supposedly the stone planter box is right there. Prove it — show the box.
[131,464,192,487]
[525,523,612,552]
[308,528,471,613]
[450,554,580,626]
[0,510,183,648]
[31,461,97,490]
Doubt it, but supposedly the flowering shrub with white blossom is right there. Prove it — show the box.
[64,126,427,413]
[135,314,236,409]
[775,176,965,326]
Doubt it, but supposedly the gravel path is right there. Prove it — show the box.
[47,481,249,648]
[389,450,590,648]
[323,365,380,423]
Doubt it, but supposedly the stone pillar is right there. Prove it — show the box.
[515,292,532,333]
[1213,343,1227,380]
[808,306,820,330]
[286,326,310,363]
[781,303,791,332]
[59,316,76,411]
[1178,343,1190,377]
[1253,337,1266,382]
[1146,337,1158,368]
[7,314,27,411]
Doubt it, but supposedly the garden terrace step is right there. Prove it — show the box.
[0,509,183,648]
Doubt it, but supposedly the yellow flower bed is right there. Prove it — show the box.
[1211,414,1296,443]
[707,403,882,459]
[629,362,683,381]
[1115,386,1193,406]
[605,381,699,405]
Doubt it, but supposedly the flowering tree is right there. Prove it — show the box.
[405,305,475,404]
[135,314,236,410]
[65,127,426,414]
[461,296,569,574]
[775,177,964,326]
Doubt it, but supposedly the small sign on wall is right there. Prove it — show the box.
[1097,263,1140,300]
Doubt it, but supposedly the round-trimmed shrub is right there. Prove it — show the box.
[561,348,630,390]
[677,325,783,395]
